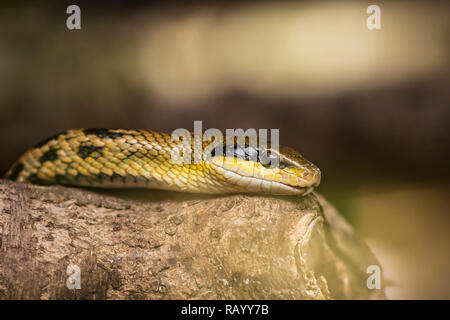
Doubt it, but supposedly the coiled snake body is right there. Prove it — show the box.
[5,128,321,195]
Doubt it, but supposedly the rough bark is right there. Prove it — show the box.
[0,179,385,299]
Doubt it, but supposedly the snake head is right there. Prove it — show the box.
[210,144,321,195]
[274,145,321,194]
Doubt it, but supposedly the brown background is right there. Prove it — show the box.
[0,0,449,299]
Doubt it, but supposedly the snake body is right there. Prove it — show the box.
[5,128,321,195]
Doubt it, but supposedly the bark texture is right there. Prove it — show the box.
[0,179,385,299]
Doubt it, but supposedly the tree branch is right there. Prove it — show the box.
[0,179,385,299]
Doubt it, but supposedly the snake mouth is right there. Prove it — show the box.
[269,169,320,195]
[213,165,317,195]
[277,184,315,195]
[258,180,315,195]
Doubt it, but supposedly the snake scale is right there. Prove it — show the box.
[4,128,321,195]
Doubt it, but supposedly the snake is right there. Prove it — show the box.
[4,128,321,195]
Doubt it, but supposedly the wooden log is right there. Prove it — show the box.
[0,179,385,299]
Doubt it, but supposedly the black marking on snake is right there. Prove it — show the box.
[125,150,139,159]
[27,173,48,185]
[97,172,110,183]
[95,172,126,184]
[83,128,126,139]
[78,144,104,159]
[39,148,59,163]
[6,162,24,180]
[54,174,68,184]
[33,131,66,148]
[111,173,126,183]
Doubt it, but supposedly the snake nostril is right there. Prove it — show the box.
[303,171,309,178]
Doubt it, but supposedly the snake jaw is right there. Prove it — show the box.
[211,159,320,195]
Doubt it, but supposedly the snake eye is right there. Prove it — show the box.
[259,150,280,168]
[258,150,290,169]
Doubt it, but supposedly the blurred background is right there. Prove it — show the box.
[0,0,449,299]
